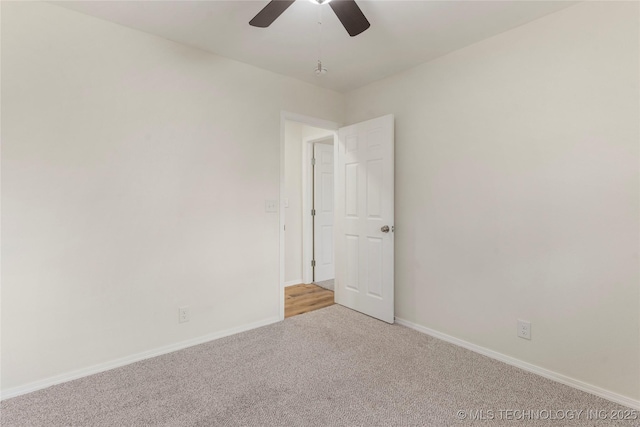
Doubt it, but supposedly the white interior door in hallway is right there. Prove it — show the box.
[313,142,335,282]
[335,115,395,324]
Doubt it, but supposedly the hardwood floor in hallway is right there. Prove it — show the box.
[285,283,335,318]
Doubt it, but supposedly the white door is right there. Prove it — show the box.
[335,115,394,323]
[313,142,335,282]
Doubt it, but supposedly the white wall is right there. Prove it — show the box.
[283,121,333,284]
[301,125,335,142]
[1,1,344,392]
[346,1,639,401]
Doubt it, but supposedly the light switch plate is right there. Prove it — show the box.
[265,200,278,213]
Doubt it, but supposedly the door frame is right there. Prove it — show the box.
[302,135,335,286]
[279,112,339,321]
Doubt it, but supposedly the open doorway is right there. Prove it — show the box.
[280,114,338,319]
[280,113,396,323]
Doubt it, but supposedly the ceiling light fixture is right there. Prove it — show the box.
[309,0,332,4]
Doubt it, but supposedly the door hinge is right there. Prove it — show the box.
[311,209,316,216]
[311,260,316,267]
[311,157,316,166]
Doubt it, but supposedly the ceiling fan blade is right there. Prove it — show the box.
[329,0,370,37]
[249,0,297,28]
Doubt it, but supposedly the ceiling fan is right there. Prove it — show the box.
[249,0,370,37]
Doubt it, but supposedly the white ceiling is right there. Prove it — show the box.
[55,1,575,93]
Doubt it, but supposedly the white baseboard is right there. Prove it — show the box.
[395,317,640,410]
[284,279,302,287]
[1,316,281,401]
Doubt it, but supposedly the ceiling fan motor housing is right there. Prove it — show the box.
[250,0,370,38]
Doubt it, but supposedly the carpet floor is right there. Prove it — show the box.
[1,305,636,426]
[314,279,334,291]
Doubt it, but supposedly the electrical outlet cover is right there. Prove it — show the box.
[517,319,531,340]
[179,306,190,323]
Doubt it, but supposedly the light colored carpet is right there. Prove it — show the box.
[1,305,635,426]
[315,279,334,291]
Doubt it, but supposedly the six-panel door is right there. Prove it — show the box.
[335,115,394,323]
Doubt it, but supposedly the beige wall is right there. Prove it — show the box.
[346,1,639,401]
[1,1,344,392]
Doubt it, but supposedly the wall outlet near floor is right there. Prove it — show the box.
[517,320,531,340]
[178,306,190,323]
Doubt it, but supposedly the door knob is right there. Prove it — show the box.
[381,225,390,233]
